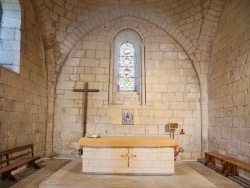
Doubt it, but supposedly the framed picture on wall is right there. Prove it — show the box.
[122,109,134,125]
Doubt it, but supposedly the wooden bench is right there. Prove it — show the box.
[0,144,41,181]
[222,158,250,177]
[204,152,230,174]
[205,152,250,177]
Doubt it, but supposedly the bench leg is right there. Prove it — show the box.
[221,160,226,174]
[233,165,239,176]
[28,161,41,169]
[2,171,17,182]
[205,154,212,166]
[226,162,233,177]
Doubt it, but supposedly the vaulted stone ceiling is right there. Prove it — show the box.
[30,0,226,76]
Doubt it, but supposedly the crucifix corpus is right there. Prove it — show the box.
[73,82,99,137]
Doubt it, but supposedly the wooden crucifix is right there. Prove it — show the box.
[73,82,99,137]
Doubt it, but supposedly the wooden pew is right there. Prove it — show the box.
[204,152,229,174]
[0,144,41,181]
[223,158,250,177]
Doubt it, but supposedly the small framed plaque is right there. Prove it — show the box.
[122,109,134,125]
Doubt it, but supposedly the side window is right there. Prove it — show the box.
[0,0,21,73]
[0,2,2,26]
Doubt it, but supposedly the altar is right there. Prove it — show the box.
[78,136,179,175]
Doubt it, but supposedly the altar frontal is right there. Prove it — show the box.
[78,136,179,175]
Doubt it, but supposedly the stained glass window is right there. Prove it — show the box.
[119,43,135,91]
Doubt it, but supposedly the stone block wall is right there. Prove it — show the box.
[0,0,47,156]
[54,17,201,160]
[209,0,250,178]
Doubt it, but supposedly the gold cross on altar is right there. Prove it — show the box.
[73,82,99,137]
[120,149,136,167]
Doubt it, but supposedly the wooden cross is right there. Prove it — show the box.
[73,82,99,137]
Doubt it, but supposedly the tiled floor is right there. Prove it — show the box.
[0,158,249,188]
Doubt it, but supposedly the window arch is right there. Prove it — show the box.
[0,0,21,73]
[109,29,145,104]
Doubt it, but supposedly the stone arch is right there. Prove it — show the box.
[55,8,197,79]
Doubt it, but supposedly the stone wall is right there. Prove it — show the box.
[31,0,226,157]
[0,0,47,156]
[209,0,250,177]
[54,17,201,160]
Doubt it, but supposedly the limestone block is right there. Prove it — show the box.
[151,52,164,60]
[100,59,109,67]
[239,141,250,156]
[13,101,24,112]
[151,110,164,117]
[80,58,99,67]
[111,116,121,124]
[164,52,178,60]
[185,84,199,92]
[153,118,168,125]
[146,43,159,51]
[92,100,103,108]
[222,127,232,140]
[53,4,65,16]
[167,84,180,92]
[64,115,76,123]
[190,134,200,144]
[57,81,75,90]
[138,109,150,117]
[66,58,80,67]
[60,99,75,107]
[171,76,186,84]
[64,108,79,115]
[86,50,95,58]
[146,125,159,134]
[160,43,175,51]
[171,102,189,110]
[178,52,188,60]
[151,84,168,92]
[83,41,98,50]
[6,137,16,149]
[114,125,129,134]
[162,93,176,101]
[80,74,96,82]
[178,110,193,118]
[69,50,86,57]
[107,109,121,116]
[0,28,15,40]
[1,68,13,86]
[92,67,105,75]
[146,76,158,83]
[146,93,162,101]
[96,50,106,58]
[141,117,154,125]
[223,96,233,108]
[243,128,250,142]
[97,109,107,116]
[99,116,111,124]
[130,125,146,135]
[96,75,109,82]
[226,140,240,153]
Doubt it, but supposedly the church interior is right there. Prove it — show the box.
[0,0,250,187]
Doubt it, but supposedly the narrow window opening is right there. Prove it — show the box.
[0,0,21,73]
[119,42,135,91]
